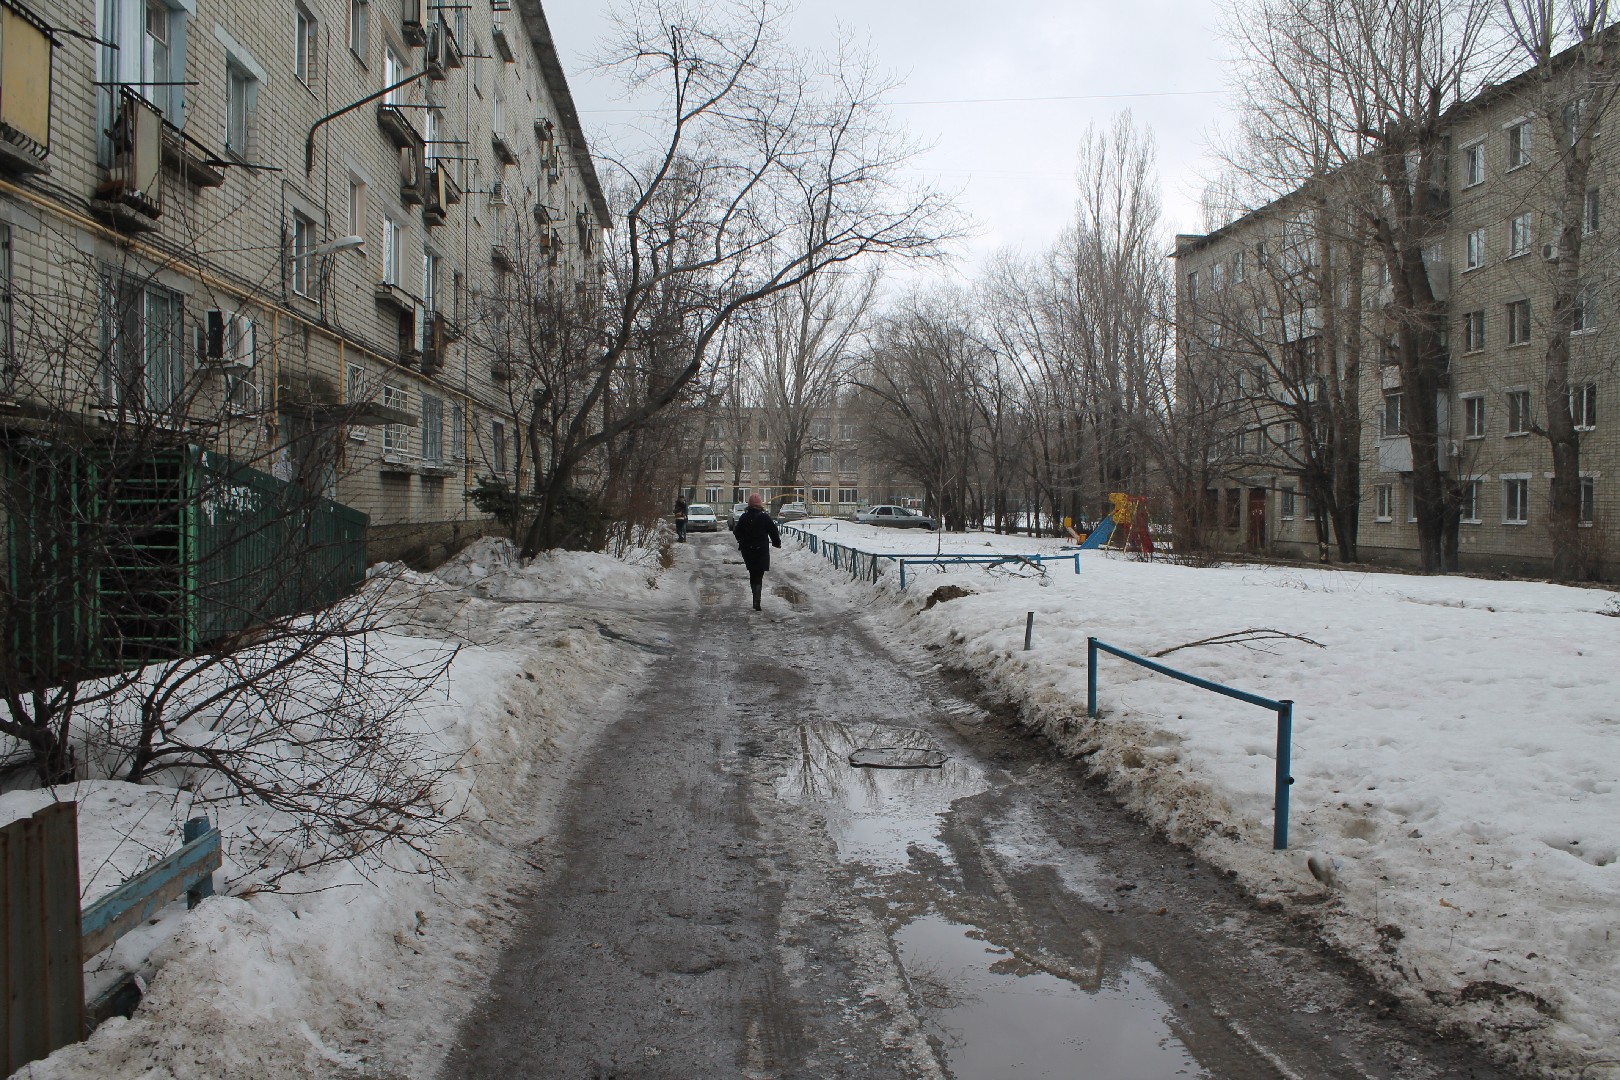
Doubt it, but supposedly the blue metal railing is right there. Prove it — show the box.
[80,816,220,959]
[780,525,1079,589]
[1088,637,1295,850]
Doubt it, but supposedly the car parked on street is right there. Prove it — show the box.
[728,502,749,528]
[686,503,719,531]
[855,504,937,530]
[774,501,810,523]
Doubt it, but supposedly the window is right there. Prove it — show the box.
[420,394,443,463]
[704,486,721,504]
[492,420,508,474]
[1503,477,1530,523]
[423,106,438,166]
[1211,261,1224,289]
[1460,479,1482,523]
[0,225,12,393]
[811,453,832,473]
[1507,389,1532,434]
[1280,485,1296,520]
[99,0,188,123]
[1281,421,1297,450]
[225,56,259,159]
[838,489,859,505]
[348,0,368,58]
[838,453,857,474]
[838,420,857,441]
[383,45,404,106]
[810,417,831,441]
[1571,382,1597,429]
[1507,121,1530,168]
[100,271,186,412]
[1507,299,1532,345]
[1509,213,1533,257]
[295,5,317,86]
[382,215,402,285]
[1464,141,1485,186]
[1580,476,1595,525]
[758,453,770,476]
[382,384,410,454]
[422,250,439,312]
[1224,488,1240,530]
[1573,286,1597,333]
[810,487,830,504]
[290,212,316,296]
[1381,391,1405,437]
[1585,188,1600,235]
[1232,250,1245,283]
[704,451,724,472]
[349,175,367,240]
[1462,309,1485,352]
[1186,270,1198,306]
[347,363,368,440]
[1464,395,1486,439]
[1465,227,1485,270]
[1375,484,1394,522]
[449,401,464,461]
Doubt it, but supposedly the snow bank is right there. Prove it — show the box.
[4,539,667,1080]
[784,525,1620,1075]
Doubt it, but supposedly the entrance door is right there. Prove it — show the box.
[1246,487,1267,551]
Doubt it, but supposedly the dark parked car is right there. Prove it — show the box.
[774,501,811,523]
[856,504,936,530]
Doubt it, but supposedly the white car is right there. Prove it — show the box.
[686,503,719,531]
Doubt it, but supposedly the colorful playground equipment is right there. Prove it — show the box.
[1078,493,1155,553]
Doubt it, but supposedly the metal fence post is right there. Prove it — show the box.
[1273,702,1294,850]
[899,561,907,590]
[184,817,215,906]
[1087,636,1098,717]
[1024,611,1034,651]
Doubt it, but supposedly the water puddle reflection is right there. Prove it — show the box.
[897,914,1208,1079]
[774,721,986,867]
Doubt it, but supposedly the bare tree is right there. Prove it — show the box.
[504,0,956,556]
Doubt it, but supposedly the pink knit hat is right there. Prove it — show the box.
[747,493,763,507]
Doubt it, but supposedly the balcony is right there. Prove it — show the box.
[491,130,519,166]
[399,144,425,206]
[161,125,225,188]
[401,0,426,46]
[0,1,54,177]
[491,245,515,272]
[377,102,422,150]
[91,89,162,233]
[491,18,514,62]
[373,280,419,313]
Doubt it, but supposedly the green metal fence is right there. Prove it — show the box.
[5,444,368,680]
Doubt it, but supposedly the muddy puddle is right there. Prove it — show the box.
[897,915,1207,1078]
[774,721,1219,1078]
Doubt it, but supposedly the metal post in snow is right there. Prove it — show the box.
[1073,552,1081,574]
[1087,636,1098,717]
[1273,702,1294,850]
[1024,611,1034,651]
[899,560,907,590]
[183,816,215,907]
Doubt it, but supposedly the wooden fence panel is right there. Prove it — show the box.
[1,802,84,1075]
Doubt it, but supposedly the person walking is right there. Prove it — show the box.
[673,495,689,543]
[731,493,781,611]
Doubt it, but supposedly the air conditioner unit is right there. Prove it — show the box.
[1543,243,1559,262]
[488,179,505,204]
[202,310,255,370]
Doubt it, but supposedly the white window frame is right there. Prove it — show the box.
[1573,286,1597,334]
[382,214,402,285]
[420,394,443,463]
[704,451,724,472]
[1463,140,1485,186]
[1279,485,1296,521]
[1507,299,1532,346]
[1375,484,1394,522]
[1579,475,1595,526]
[1463,394,1486,439]
[383,45,405,106]
[347,362,368,441]
[291,211,315,296]
[1502,476,1530,524]
[348,0,368,59]
[382,383,410,454]
[348,174,368,240]
[1465,227,1485,270]
[1507,388,1532,435]
[1463,309,1485,352]
[1585,188,1600,235]
[838,488,859,505]
[1460,478,1483,524]
[1506,120,1531,169]
[295,4,317,87]
[810,487,831,504]
[1509,212,1533,257]
[1571,382,1597,430]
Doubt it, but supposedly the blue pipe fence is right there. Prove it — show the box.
[780,525,1079,589]
[1087,637,1295,850]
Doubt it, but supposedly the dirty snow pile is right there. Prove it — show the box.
[782,518,1620,1076]
[1,539,669,1080]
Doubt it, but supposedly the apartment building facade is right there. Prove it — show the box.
[0,0,606,564]
[1175,59,1617,580]
[681,406,921,516]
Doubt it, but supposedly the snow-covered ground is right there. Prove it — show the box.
[2,538,677,1080]
[782,518,1620,1075]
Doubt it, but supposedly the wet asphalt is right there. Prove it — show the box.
[440,536,1520,1080]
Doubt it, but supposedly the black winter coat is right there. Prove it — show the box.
[731,507,781,569]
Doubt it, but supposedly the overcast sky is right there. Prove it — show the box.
[542,1,1236,284]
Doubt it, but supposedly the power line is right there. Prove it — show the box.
[576,88,1227,115]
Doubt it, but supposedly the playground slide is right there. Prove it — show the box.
[1079,516,1115,549]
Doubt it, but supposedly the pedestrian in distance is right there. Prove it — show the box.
[731,493,781,611]
[673,495,689,543]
